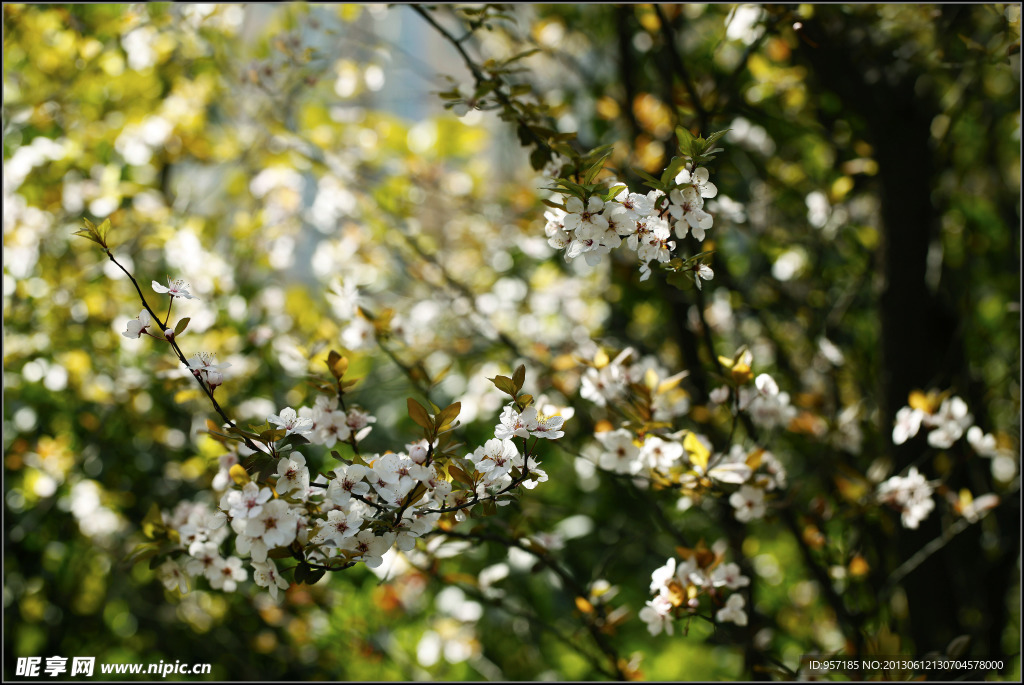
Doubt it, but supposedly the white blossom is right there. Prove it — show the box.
[252,560,290,600]
[729,485,766,523]
[151,277,198,300]
[123,309,153,338]
[275,452,310,495]
[207,556,247,592]
[268,407,314,437]
[639,594,675,636]
[876,467,935,529]
[221,482,272,520]
[710,562,750,590]
[157,559,190,594]
[596,428,641,474]
[715,593,748,626]
[923,396,972,449]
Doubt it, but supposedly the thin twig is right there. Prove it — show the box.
[107,250,270,458]
[882,487,1019,594]
[653,4,710,134]
[430,528,628,680]
[411,5,556,156]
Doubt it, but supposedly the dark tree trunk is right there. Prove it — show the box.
[792,7,990,655]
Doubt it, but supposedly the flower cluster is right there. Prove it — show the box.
[543,164,718,283]
[114,254,567,601]
[892,390,1017,481]
[878,390,1013,530]
[579,345,786,523]
[188,352,230,391]
[638,542,750,636]
[737,373,798,432]
[875,467,935,529]
[122,277,229,392]
[152,379,566,598]
[579,346,690,420]
[709,350,797,433]
[893,393,972,449]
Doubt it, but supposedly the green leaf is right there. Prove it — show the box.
[530,145,553,171]
[602,185,627,202]
[583,150,612,185]
[585,142,615,158]
[141,503,167,540]
[73,217,113,248]
[553,142,578,159]
[258,462,276,481]
[475,81,496,98]
[512,364,526,393]
[690,138,708,160]
[305,567,326,584]
[676,125,696,152]
[531,126,559,140]
[553,178,587,199]
[331,444,355,462]
[407,397,433,430]
[666,270,695,290]
[404,482,428,508]
[259,428,288,442]
[97,218,112,243]
[703,129,730,148]
[632,167,664,190]
[206,429,242,443]
[688,250,716,263]
[173,317,190,336]
[489,375,517,397]
[447,464,474,486]
[149,552,173,570]
[294,562,308,584]
[280,433,310,449]
[662,156,688,185]
[72,228,102,245]
[227,425,261,440]
[504,48,540,65]
[124,541,162,566]
[516,393,534,411]
[435,402,461,430]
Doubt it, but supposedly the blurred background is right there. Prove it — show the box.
[4,3,1020,680]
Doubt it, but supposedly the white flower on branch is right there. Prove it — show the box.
[122,309,153,338]
[151,277,199,300]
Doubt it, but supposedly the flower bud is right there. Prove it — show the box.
[164,329,175,342]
